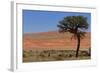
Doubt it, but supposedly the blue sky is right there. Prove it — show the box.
[23,10,91,33]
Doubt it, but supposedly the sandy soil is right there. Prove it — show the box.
[23,31,91,51]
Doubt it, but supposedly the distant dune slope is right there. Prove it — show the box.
[23,31,91,50]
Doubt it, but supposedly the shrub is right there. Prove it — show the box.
[80,51,89,56]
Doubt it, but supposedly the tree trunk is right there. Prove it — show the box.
[76,34,80,57]
[88,47,91,56]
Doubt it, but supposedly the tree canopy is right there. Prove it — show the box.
[57,16,89,39]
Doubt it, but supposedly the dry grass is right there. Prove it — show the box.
[23,49,91,62]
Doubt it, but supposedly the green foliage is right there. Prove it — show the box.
[57,16,89,39]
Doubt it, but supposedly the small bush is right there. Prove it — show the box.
[80,51,89,56]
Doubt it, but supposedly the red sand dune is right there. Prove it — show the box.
[23,31,91,50]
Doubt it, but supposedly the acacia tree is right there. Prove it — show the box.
[57,16,89,57]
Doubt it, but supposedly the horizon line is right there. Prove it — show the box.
[23,30,91,34]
